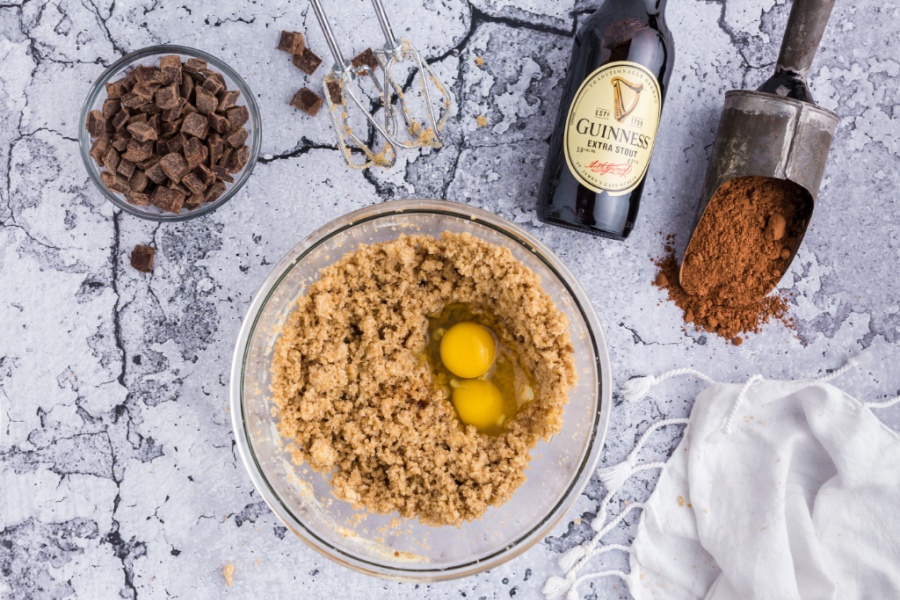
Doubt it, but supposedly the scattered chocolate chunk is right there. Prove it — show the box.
[292,48,322,75]
[290,87,323,116]
[86,110,107,137]
[159,55,183,85]
[326,79,342,105]
[351,48,378,71]
[227,145,250,174]
[135,65,164,85]
[144,161,168,184]
[160,119,183,138]
[278,30,306,55]
[110,134,130,152]
[101,171,131,193]
[208,112,230,134]
[181,172,206,195]
[217,90,240,112]
[159,152,189,182]
[116,159,136,178]
[161,132,185,155]
[111,109,130,132]
[161,102,185,123]
[159,55,181,70]
[194,86,218,115]
[102,98,121,120]
[151,185,185,213]
[125,191,151,206]
[122,92,148,110]
[224,127,248,149]
[225,106,249,130]
[103,147,120,172]
[185,192,205,209]
[106,80,127,99]
[181,112,209,139]
[193,163,215,186]
[130,244,156,272]
[126,121,158,143]
[201,76,224,95]
[155,83,180,110]
[132,81,160,102]
[183,57,207,75]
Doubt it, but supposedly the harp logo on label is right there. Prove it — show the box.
[563,61,662,196]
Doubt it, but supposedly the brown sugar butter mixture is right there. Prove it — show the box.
[654,176,809,343]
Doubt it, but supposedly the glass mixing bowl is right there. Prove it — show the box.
[230,199,611,581]
[78,45,261,221]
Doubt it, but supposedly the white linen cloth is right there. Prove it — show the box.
[543,353,900,600]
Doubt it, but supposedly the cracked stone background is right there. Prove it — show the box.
[1,0,899,598]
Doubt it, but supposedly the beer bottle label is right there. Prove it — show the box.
[563,61,662,196]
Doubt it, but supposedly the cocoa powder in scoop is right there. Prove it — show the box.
[654,176,807,342]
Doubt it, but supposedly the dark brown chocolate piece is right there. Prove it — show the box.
[290,87,323,116]
[208,112,230,134]
[201,76,224,95]
[208,134,224,166]
[86,110,107,137]
[126,121,158,143]
[135,65,164,85]
[181,112,209,139]
[89,136,110,165]
[160,119,183,137]
[326,79,342,105]
[212,165,234,183]
[111,109,130,132]
[124,191,151,206]
[132,81,160,102]
[161,102,185,123]
[101,170,131,193]
[182,136,205,169]
[225,106,249,130]
[130,244,156,272]
[159,152,189,182]
[183,57,207,75]
[181,172,206,195]
[225,145,249,174]
[111,134,130,152]
[103,147,120,172]
[102,98,121,120]
[129,169,149,192]
[106,79,127,99]
[205,181,227,203]
[351,48,378,71]
[121,92,148,110]
[193,163,215,186]
[292,48,322,75]
[278,30,306,55]
[180,73,194,101]
[163,132,185,154]
[155,84,180,110]
[144,161,168,184]
[185,193,205,209]
[224,127,248,149]
[122,139,154,162]
[116,159,136,179]
[216,90,240,112]
[151,186,185,213]
[194,86,217,115]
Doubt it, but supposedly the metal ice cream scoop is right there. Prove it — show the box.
[681,0,839,295]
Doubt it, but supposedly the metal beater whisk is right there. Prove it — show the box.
[309,0,397,170]
[369,0,452,149]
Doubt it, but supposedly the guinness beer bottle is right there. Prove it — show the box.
[536,0,674,240]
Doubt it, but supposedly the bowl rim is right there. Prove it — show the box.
[229,199,612,581]
[77,44,262,222]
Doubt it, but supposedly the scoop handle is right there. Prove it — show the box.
[776,0,836,77]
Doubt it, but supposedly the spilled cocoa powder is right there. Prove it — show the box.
[654,176,808,343]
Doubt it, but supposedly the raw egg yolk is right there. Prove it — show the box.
[439,322,496,379]
[451,380,505,432]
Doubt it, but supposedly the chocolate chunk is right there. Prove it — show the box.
[155,84,180,110]
[159,56,183,85]
[181,112,209,139]
[217,147,233,168]
[161,101,185,123]
[160,119,183,137]
[144,161,168,184]
[105,79,128,99]
[122,139,155,162]
[129,169,149,192]
[86,110,107,137]
[193,163,215,186]
[212,165,234,183]
[194,86,218,115]
[205,181,227,203]
[326,79,342,105]
[163,132,185,154]
[183,58,207,75]
[127,121,158,142]
[181,172,206,195]
[101,170,131,193]
[290,87,323,116]
[117,159,136,178]
[130,244,156,272]
[200,70,226,92]
[147,113,161,134]
[183,136,205,169]
[225,145,250,174]
[159,152,189,182]
[89,136,110,165]
[292,48,322,75]
[208,112,230,134]
[102,98,122,120]
[159,55,181,70]
[225,106,249,130]
[180,74,194,101]
[216,90,240,112]
[168,181,191,196]
[201,76,224,95]
[111,133,130,152]
[111,109,130,132]
[151,185,185,213]
[136,156,158,171]
[129,112,148,124]
[224,126,248,149]
[208,134,225,166]
[142,103,163,115]
[182,102,198,116]
[351,48,378,71]
[135,64,164,85]
[122,92,148,110]
[124,191,151,206]
[185,192,206,209]
[278,30,306,54]
[103,147,120,172]
[132,81,160,102]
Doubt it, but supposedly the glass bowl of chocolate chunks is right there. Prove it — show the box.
[79,45,261,221]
